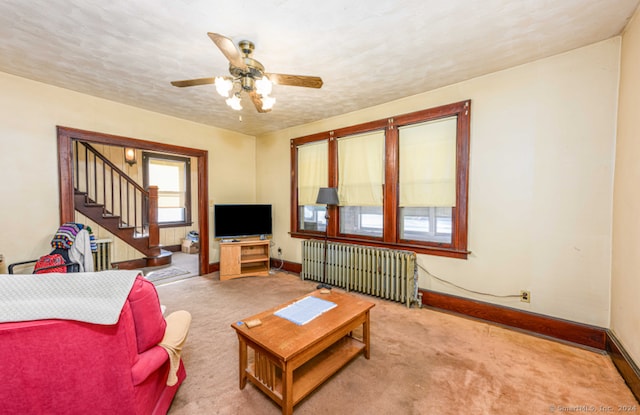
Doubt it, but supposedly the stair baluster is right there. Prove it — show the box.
[72,141,164,262]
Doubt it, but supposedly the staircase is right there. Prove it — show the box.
[73,142,171,268]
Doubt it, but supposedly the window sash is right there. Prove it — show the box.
[399,206,452,243]
[143,152,191,226]
[299,205,327,232]
[158,207,186,223]
[339,206,383,238]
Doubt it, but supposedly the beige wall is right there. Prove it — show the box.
[257,38,621,328]
[0,72,256,266]
[612,9,640,365]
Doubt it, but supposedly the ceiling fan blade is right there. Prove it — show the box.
[207,32,247,70]
[170,77,215,88]
[249,91,271,113]
[265,73,323,89]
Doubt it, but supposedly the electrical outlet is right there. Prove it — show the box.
[277,247,282,255]
[520,290,531,303]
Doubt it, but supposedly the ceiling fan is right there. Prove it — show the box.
[171,33,323,113]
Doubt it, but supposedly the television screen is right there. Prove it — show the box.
[214,204,272,239]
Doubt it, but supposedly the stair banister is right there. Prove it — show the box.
[73,141,160,257]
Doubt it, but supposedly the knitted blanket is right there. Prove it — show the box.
[0,270,140,325]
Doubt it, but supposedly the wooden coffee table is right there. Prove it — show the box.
[231,289,375,415]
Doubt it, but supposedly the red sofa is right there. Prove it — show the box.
[0,274,186,414]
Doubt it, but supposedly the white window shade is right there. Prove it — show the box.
[158,192,184,208]
[297,140,328,205]
[148,159,184,191]
[399,117,457,207]
[146,155,190,224]
[338,131,385,206]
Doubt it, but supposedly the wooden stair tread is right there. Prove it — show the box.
[75,195,160,260]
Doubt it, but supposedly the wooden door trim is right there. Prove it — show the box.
[57,126,210,276]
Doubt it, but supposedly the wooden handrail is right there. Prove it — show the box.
[82,142,147,194]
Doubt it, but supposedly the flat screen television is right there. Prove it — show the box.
[214,204,272,239]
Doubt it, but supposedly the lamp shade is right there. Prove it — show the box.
[124,147,137,165]
[316,187,339,205]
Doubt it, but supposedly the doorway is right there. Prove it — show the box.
[56,126,210,276]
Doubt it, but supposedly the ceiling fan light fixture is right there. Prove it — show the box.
[214,76,233,97]
[255,77,273,96]
[226,94,242,110]
[171,33,322,114]
[262,95,276,111]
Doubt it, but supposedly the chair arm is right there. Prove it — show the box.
[131,345,169,386]
[8,259,38,274]
[8,259,80,274]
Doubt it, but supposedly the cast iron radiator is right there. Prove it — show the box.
[301,240,418,307]
[92,239,113,271]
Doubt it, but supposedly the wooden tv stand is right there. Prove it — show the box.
[219,239,270,281]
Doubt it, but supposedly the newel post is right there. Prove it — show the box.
[148,185,159,248]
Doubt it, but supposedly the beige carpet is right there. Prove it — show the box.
[156,272,637,415]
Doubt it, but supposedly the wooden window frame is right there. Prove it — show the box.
[290,100,471,259]
[142,151,192,228]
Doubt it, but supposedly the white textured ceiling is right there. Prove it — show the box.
[0,0,637,136]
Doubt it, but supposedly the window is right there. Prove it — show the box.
[143,152,192,227]
[398,116,457,244]
[340,206,383,237]
[301,205,327,232]
[337,130,385,238]
[290,100,470,259]
[296,140,328,231]
[399,207,452,243]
